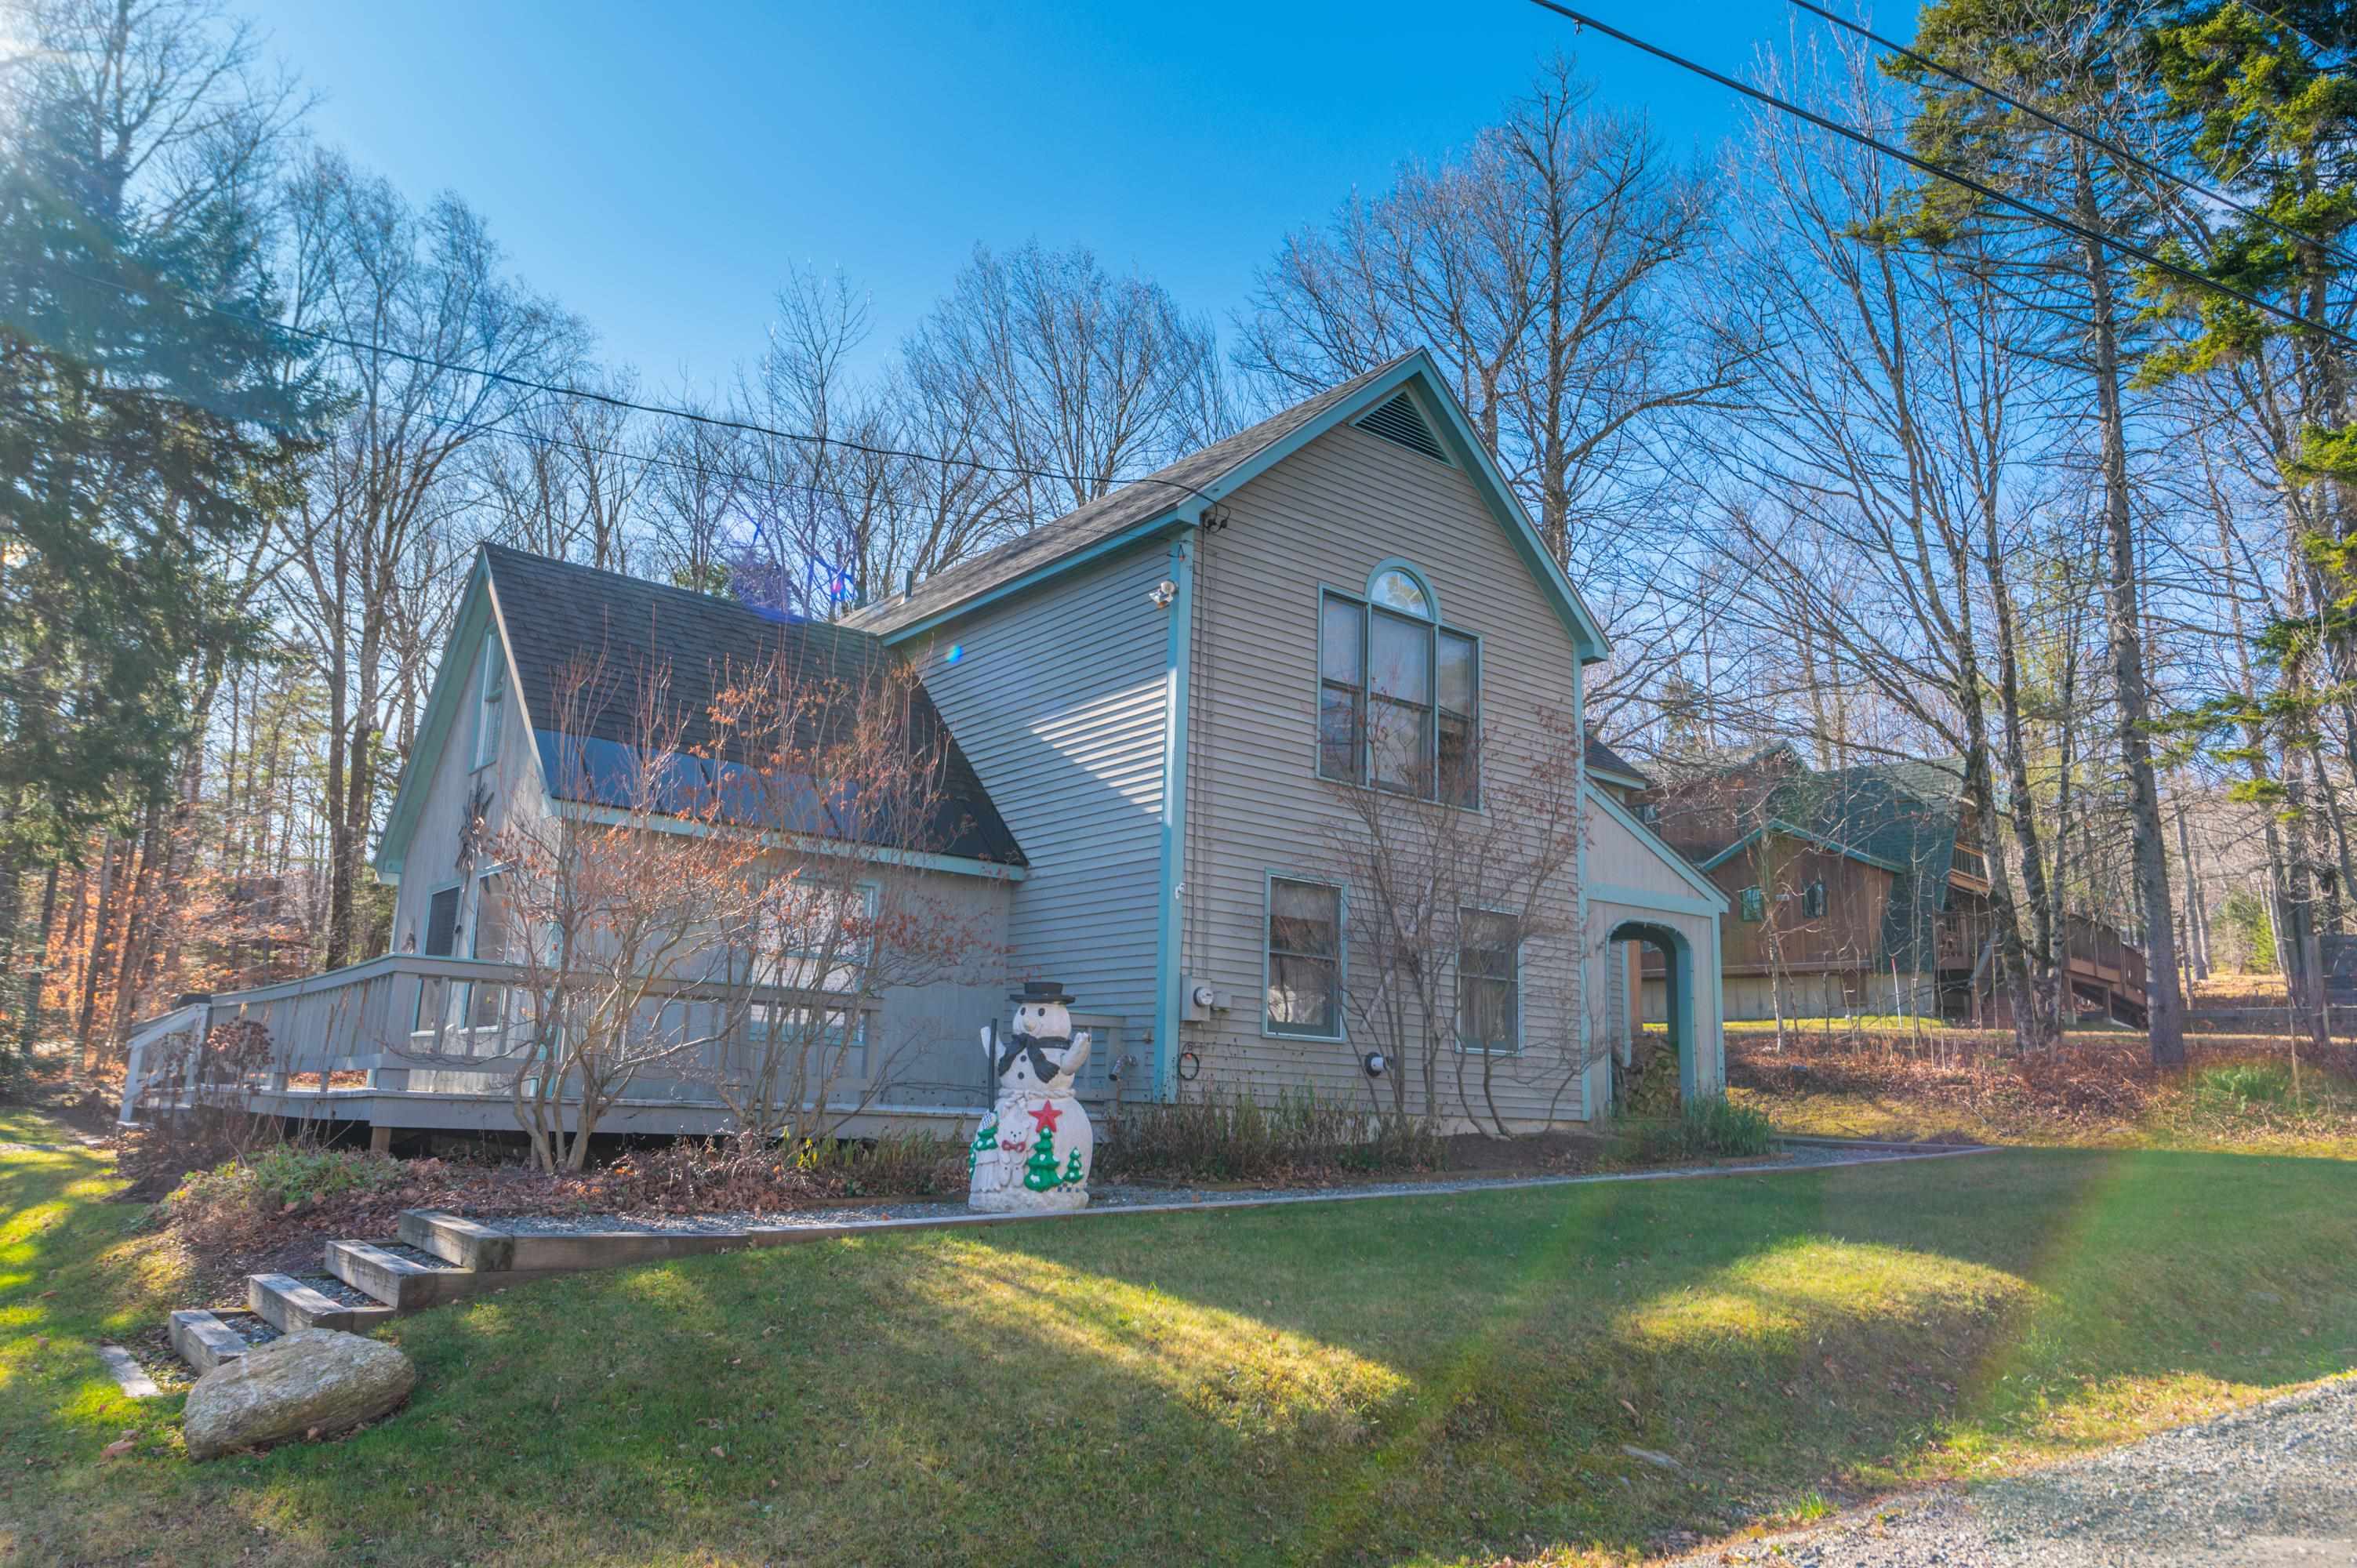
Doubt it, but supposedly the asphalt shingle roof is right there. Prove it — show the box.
[483,545,1025,868]
[845,352,1422,636]
[1584,731,1651,786]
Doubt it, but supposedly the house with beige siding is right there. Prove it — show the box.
[149,350,1724,1142]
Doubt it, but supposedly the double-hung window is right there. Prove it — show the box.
[1265,877,1343,1038]
[1317,566,1480,805]
[1458,909,1520,1054]
[473,635,507,771]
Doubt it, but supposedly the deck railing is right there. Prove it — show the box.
[187,953,893,1109]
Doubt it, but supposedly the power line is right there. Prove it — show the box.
[53,260,1223,511]
[1525,0,2357,352]
[1788,0,2357,277]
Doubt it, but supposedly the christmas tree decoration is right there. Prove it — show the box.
[969,981,1095,1214]
[1023,1127,1062,1192]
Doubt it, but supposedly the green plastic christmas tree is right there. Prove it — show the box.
[1062,1149,1084,1187]
[1023,1126,1062,1192]
[968,1118,997,1178]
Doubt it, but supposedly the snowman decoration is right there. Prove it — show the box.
[969,982,1093,1213]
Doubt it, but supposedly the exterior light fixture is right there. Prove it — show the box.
[1362,1051,1387,1077]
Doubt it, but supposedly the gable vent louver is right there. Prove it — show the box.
[1355,390,1451,465]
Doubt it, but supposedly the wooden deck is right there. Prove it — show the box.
[118,953,1114,1141]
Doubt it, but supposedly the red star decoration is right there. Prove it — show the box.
[1028,1099,1064,1134]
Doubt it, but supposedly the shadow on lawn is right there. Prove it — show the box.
[11,1144,2352,1568]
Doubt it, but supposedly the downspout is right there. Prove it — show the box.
[1153,529,1197,1102]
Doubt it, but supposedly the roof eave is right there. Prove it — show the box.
[875,350,1613,664]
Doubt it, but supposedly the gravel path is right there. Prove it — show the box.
[482,1141,1974,1235]
[1675,1377,2357,1567]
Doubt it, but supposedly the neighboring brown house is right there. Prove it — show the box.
[1643,742,1983,1021]
[1636,742,2145,1025]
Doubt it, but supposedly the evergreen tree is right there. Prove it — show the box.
[0,87,324,1045]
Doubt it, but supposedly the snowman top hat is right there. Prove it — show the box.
[1009,979,1075,1005]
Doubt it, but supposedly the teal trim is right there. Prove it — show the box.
[1603,916,1701,1102]
[880,512,1198,647]
[1364,557,1438,622]
[1589,765,1650,791]
[1153,532,1196,1102]
[1585,784,1732,910]
[1452,903,1524,1056]
[548,799,1029,882]
[1697,820,1909,877]
[878,352,1609,666]
[1313,577,1484,808]
[1260,869,1348,1043]
[1588,883,1725,920]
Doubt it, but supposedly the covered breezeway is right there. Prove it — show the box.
[1582,784,1730,1117]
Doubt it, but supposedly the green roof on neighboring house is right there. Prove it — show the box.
[1764,759,1968,971]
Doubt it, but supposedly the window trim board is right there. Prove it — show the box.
[1261,869,1349,1043]
[1454,904,1526,1057]
[1314,579,1484,809]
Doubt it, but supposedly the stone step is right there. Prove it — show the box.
[325,1239,513,1311]
[169,1309,252,1373]
[246,1271,398,1335]
[398,1209,749,1273]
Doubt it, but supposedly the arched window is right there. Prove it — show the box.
[1318,561,1478,804]
[1369,565,1433,619]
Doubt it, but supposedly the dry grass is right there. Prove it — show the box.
[2191,973,2292,1007]
[1731,1031,2357,1155]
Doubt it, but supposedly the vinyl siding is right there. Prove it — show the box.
[910,543,1174,1096]
[387,617,545,960]
[1175,423,1591,1127]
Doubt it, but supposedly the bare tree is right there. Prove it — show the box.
[692,652,1001,1142]
[1240,55,1735,706]
[907,240,1229,526]
[276,151,586,968]
[430,656,765,1172]
[1317,701,1589,1136]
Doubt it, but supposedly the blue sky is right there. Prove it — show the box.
[243,0,1917,393]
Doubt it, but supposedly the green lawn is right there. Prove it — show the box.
[4,1115,2355,1567]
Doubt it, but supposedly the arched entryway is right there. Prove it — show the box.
[1609,918,1698,1110]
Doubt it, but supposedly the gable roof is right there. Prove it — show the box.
[844,350,1611,663]
[375,546,1026,878]
[1654,753,1970,970]
[1583,731,1651,789]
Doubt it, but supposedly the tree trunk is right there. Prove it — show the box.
[2072,157,2184,1067]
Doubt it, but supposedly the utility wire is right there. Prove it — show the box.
[1788,0,2357,277]
[53,260,1223,512]
[1524,0,2357,352]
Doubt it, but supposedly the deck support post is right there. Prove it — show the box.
[369,1124,393,1156]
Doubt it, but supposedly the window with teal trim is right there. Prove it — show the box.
[1266,877,1342,1038]
[1317,571,1479,806]
[1457,909,1520,1053]
[1739,886,1765,923]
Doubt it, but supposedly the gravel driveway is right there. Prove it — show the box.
[1675,1377,2357,1566]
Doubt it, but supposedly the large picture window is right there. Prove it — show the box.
[1265,877,1343,1039]
[1317,567,1480,805]
[1458,909,1520,1054]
